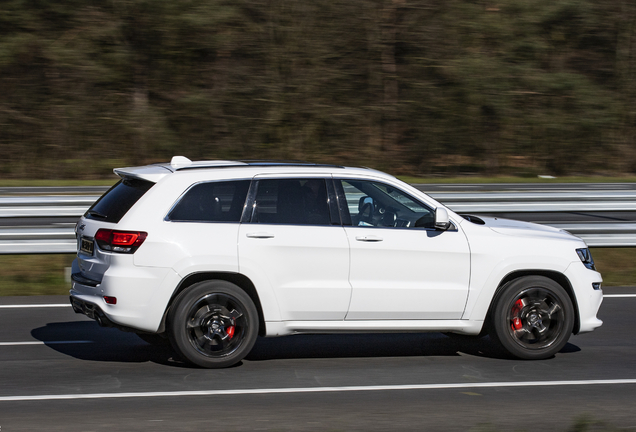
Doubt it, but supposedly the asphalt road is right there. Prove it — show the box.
[0,288,635,431]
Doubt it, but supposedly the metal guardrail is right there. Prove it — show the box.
[2,186,636,253]
[0,196,97,218]
[5,190,636,217]
[0,228,76,254]
[428,191,636,213]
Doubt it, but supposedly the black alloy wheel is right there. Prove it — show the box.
[169,280,259,368]
[490,276,574,360]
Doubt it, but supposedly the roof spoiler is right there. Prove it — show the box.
[113,165,172,183]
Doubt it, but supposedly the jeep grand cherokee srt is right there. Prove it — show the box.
[70,156,603,368]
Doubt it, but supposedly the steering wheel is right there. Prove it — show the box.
[358,202,375,225]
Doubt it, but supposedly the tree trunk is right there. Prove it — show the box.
[380,0,403,161]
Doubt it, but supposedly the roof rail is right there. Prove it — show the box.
[169,159,346,171]
[239,160,345,168]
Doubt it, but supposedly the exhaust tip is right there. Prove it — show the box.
[94,310,114,328]
[70,296,115,328]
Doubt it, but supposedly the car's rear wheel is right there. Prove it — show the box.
[490,276,574,360]
[168,280,259,368]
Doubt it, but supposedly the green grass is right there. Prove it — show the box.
[590,248,636,287]
[0,249,633,297]
[0,255,75,296]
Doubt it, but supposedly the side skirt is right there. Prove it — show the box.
[264,320,485,337]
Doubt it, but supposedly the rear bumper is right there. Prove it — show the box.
[70,258,180,333]
[70,296,118,328]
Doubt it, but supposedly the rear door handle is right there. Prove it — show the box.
[355,235,383,242]
[246,232,275,239]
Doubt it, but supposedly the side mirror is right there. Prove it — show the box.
[434,207,451,231]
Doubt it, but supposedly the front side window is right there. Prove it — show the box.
[337,179,435,228]
[167,180,250,222]
[251,178,331,225]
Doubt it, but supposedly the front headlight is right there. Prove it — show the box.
[576,248,596,271]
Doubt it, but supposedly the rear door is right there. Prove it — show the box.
[161,179,251,273]
[238,175,351,321]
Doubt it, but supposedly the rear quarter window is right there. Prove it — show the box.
[85,178,154,223]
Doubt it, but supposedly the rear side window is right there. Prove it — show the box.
[85,178,154,223]
[167,180,250,222]
[251,178,331,225]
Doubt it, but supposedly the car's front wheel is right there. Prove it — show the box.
[490,276,574,360]
[168,280,259,368]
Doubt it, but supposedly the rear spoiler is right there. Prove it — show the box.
[113,165,172,183]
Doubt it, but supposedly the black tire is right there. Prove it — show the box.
[137,332,170,346]
[168,280,259,368]
[489,276,574,360]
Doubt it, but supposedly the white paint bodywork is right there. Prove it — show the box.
[70,162,603,337]
[344,224,470,320]
[238,223,351,321]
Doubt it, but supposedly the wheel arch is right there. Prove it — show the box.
[486,270,581,334]
[159,272,266,337]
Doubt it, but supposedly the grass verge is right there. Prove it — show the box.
[0,249,633,296]
[590,248,636,287]
[0,255,75,296]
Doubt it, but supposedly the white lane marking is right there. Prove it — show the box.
[0,341,92,346]
[603,294,636,298]
[1,379,636,402]
[0,304,71,308]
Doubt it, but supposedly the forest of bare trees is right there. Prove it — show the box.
[1,0,636,178]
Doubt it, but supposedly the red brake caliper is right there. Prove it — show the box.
[226,325,235,339]
[511,299,524,331]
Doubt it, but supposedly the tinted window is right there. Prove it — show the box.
[252,178,331,225]
[85,178,154,223]
[337,179,435,228]
[168,180,250,222]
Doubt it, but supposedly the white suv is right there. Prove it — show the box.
[70,156,603,367]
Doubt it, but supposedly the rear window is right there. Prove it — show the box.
[167,180,250,222]
[85,178,154,223]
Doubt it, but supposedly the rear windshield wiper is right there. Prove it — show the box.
[86,209,107,219]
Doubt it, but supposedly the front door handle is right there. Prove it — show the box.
[246,232,275,239]
[355,235,383,242]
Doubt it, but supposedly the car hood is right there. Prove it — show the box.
[473,216,580,242]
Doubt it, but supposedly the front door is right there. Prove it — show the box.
[336,179,471,320]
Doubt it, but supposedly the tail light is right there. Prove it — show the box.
[95,229,147,253]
